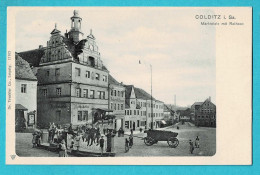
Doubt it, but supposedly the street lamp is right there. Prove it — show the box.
[139,60,153,130]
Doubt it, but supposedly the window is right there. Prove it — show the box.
[78,111,83,121]
[125,121,129,129]
[43,89,47,96]
[83,111,88,121]
[21,84,27,93]
[134,110,136,115]
[102,75,107,82]
[114,104,117,110]
[118,104,120,110]
[90,90,94,98]
[121,91,124,97]
[86,71,90,78]
[56,110,61,121]
[55,68,60,76]
[127,110,129,115]
[121,104,123,110]
[137,110,139,115]
[111,90,113,96]
[56,88,61,96]
[111,103,113,109]
[98,91,105,99]
[95,73,100,80]
[83,89,88,98]
[114,90,117,96]
[75,68,81,76]
[130,110,132,115]
[118,91,120,97]
[137,120,140,127]
[76,88,81,97]
[46,70,50,77]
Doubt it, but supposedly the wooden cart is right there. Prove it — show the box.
[144,130,179,148]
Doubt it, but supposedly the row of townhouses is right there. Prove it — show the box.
[15,10,165,132]
[168,97,216,127]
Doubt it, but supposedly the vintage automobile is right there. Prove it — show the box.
[143,130,179,148]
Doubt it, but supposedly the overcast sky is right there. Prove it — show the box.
[15,7,216,106]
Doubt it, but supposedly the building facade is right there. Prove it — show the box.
[15,54,38,129]
[191,97,216,127]
[124,85,164,131]
[22,10,110,127]
[108,74,125,131]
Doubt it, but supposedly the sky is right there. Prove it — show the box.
[15,7,216,106]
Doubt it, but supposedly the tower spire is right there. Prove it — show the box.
[55,23,57,29]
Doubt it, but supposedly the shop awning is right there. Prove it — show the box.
[15,104,28,111]
[161,120,167,125]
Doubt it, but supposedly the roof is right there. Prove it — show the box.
[177,108,192,116]
[192,102,203,107]
[18,48,45,67]
[15,104,28,110]
[108,74,121,85]
[50,28,61,34]
[134,87,156,101]
[15,53,37,81]
[124,85,134,99]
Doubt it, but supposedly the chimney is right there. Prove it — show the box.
[39,45,43,49]
[209,96,211,102]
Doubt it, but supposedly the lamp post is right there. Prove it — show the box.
[150,64,154,130]
[139,60,153,130]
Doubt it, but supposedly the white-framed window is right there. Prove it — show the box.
[56,88,61,96]
[83,89,88,98]
[76,88,81,97]
[95,73,100,80]
[78,111,83,121]
[86,71,90,78]
[83,111,88,121]
[75,68,81,76]
[111,103,113,109]
[21,84,27,93]
[102,75,107,82]
[121,104,123,110]
[89,90,94,98]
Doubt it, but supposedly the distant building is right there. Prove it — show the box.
[19,10,109,127]
[163,105,175,125]
[124,85,164,131]
[176,108,192,122]
[15,53,38,129]
[108,74,125,131]
[191,97,216,127]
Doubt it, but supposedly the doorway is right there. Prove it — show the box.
[133,122,136,131]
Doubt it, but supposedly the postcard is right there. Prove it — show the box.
[6,7,252,165]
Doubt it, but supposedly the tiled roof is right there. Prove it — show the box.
[134,87,156,101]
[108,74,121,85]
[18,48,45,67]
[15,53,37,81]
[192,102,203,106]
[124,85,134,99]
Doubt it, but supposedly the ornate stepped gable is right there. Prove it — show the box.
[39,10,105,71]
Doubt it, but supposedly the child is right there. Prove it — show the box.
[195,136,200,148]
[125,138,129,153]
[59,139,67,157]
[189,140,194,154]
